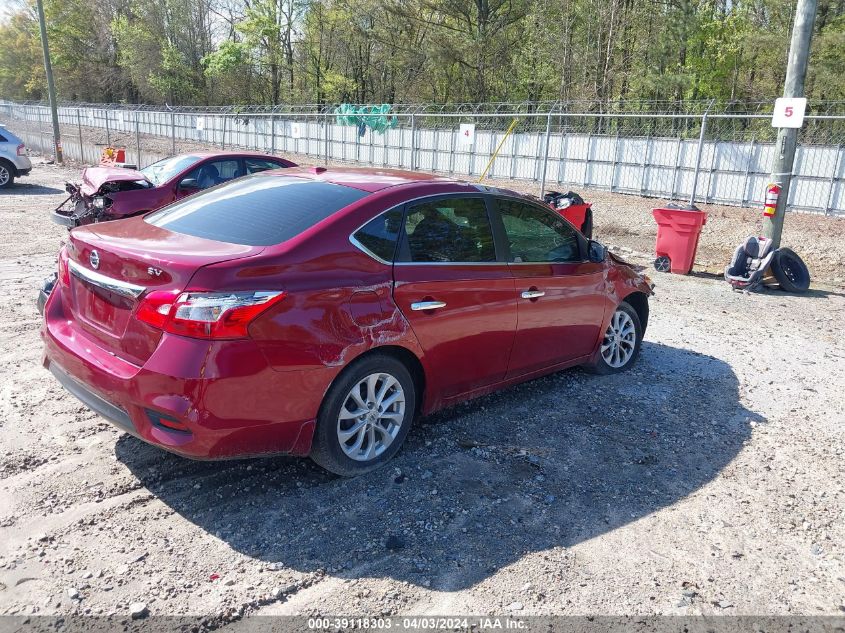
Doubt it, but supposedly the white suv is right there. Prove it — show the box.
[0,125,32,189]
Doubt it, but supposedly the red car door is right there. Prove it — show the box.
[392,195,517,398]
[492,196,608,378]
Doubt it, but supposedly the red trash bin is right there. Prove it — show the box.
[558,202,592,236]
[651,206,707,275]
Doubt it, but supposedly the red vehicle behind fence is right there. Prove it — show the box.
[53,151,297,228]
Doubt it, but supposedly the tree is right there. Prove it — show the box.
[0,0,843,109]
[0,10,43,100]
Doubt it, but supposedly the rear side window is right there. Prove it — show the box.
[0,133,7,143]
[146,175,368,246]
[246,158,287,174]
[401,197,496,263]
[180,159,240,190]
[353,209,403,263]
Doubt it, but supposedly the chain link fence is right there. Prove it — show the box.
[1,100,843,215]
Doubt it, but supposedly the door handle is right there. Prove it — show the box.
[411,300,447,311]
[521,290,545,299]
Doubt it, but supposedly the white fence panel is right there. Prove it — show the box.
[1,102,843,214]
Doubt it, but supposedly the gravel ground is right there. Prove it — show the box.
[0,161,844,623]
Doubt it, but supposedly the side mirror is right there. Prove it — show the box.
[178,178,199,191]
[588,240,607,263]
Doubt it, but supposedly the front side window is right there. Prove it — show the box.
[353,208,403,263]
[401,197,495,263]
[497,198,581,263]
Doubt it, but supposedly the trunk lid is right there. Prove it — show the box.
[64,215,264,363]
[80,166,151,197]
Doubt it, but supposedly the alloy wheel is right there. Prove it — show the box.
[337,372,405,462]
[0,165,9,187]
[601,309,637,368]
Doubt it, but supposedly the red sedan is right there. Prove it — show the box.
[53,151,297,227]
[41,167,652,476]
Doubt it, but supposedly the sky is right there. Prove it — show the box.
[0,0,27,23]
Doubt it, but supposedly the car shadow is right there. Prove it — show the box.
[116,341,761,590]
[687,270,725,281]
[725,284,845,299]
[779,287,845,299]
[4,182,64,195]
[688,270,844,297]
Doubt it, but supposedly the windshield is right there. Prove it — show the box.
[140,155,201,186]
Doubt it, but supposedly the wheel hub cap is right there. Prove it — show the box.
[600,309,637,368]
[337,372,405,462]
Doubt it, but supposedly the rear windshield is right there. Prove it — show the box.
[146,174,368,246]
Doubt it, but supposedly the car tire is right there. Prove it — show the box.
[771,247,810,293]
[585,302,643,375]
[0,161,14,189]
[310,353,416,477]
[581,209,593,239]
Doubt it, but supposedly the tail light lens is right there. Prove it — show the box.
[16,144,25,156]
[136,290,286,339]
[57,248,70,286]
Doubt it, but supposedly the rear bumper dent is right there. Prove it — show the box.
[49,362,135,434]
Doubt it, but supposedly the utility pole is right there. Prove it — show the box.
[35,0,62,164]
[763,0,818,247]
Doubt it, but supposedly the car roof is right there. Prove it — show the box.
[184,150,288,159]
[266,166,477,194]
[278,167,540,204]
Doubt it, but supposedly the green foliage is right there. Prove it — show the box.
[0,0,842,108]
[148,45,200,102]
[202,41,249,77]
[110,0,210,104]
[0,10,43,100]
[810,16,845,100]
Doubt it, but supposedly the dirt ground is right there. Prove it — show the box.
[0,160,844,623]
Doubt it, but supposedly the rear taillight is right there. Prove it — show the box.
[135,290,179,329]
[16,143,25,156]
[58,248,70,286]
[136,290,286,339]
